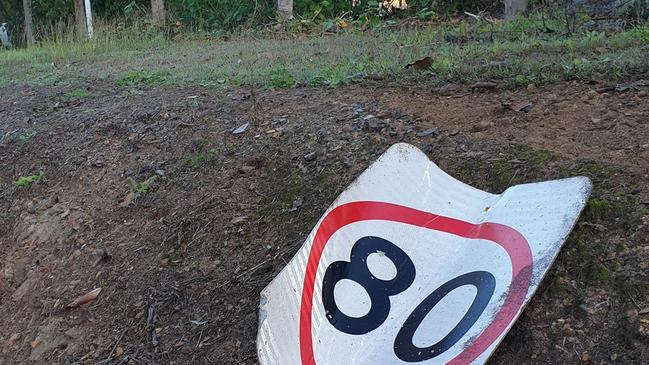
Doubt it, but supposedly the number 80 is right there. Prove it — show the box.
[322,236,496,362]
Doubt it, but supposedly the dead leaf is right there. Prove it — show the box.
[640,307,649,315]
[232,122,250,134]
[66,288,102,308]
[119,191,135,208]
[231,216,248,224]
[404,57,432,71]
[502,101,534,113]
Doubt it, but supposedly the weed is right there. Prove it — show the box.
[591,264,611,284]
[183,149,217,168]
[117,70,167,87]
[123,88,145,97]
[510,145,553,166]
[268,67,295,88]
[137,182,151,196]
[63,88,90,101]
[17,129,37,144]
[584,198,614,220]
[544,275,568,299]
[13,173,43,188]
[488,160,512,192]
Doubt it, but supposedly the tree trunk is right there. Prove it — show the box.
[151,0,166,27]
[73,0,86,38]
[277,0,293,19]
[505,0,527,19]
[22,0,33,46]
[84,0,93,38]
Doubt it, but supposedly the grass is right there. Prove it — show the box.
[0,14,648,89]
[13,173,43,188]
[137,182,151,195]
[63,88,90,100]
[17,129,37,144]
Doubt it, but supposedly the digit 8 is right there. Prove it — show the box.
[321,236,416,335]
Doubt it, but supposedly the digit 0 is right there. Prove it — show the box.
[321,236,416,335]
[394,271,496,362]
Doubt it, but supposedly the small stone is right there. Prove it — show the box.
[304,152,316,162]
[637,90,647,97]
[115,346,124,356]
[470,121,494,133]
[362,117,386,132]
[8,334,20,346]
[578,303,595,315]
[154,169,165,177]
[198,257,218,275]
[438,83,459,96]
[527,84,536,90]
[159,258,170,267]
[416,128,439,137]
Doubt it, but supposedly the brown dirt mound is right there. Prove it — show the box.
[0,81,648,364]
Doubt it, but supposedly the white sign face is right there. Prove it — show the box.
[257,143,592,365]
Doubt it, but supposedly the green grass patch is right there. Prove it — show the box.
[137,182,151,195]
[13,173,43,188]
[268,66,295,88]
[117,70,167,86]
[17,129,37,144]
[1,14,648,88]
[63,88,90,101]
[183,149,217,169]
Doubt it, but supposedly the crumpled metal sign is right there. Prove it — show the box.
[257,143,592,365]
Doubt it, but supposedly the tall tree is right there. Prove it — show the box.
[73,0,86,38]
[151,0,166,27]
[22,0,33,46]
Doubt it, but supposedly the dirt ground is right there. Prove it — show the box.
[1,80,648,364]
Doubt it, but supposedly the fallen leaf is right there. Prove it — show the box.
[119,191,135,207]
[404,56,432,71]
[232,122,250,135]
[640,307,649,315]
[115,346,124,356]
[502,101,534,113]
[66,288,102,308]
[231,216,248,224]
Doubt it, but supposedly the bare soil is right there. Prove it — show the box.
[1,80,648,364]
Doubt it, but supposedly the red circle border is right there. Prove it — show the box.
[298,201,533,365]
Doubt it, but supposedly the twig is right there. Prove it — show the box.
[104,328,128,363]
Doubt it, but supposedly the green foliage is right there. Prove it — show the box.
[268,66,295,88]
[17,129,37,144]
[117,70,166,86]
[13,173,43,188]
[183,149,217,168]
[137,181,151,195]
[2,14,649,90]
[63,88,90,101]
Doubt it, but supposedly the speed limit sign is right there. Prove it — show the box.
[257,143,592,365]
